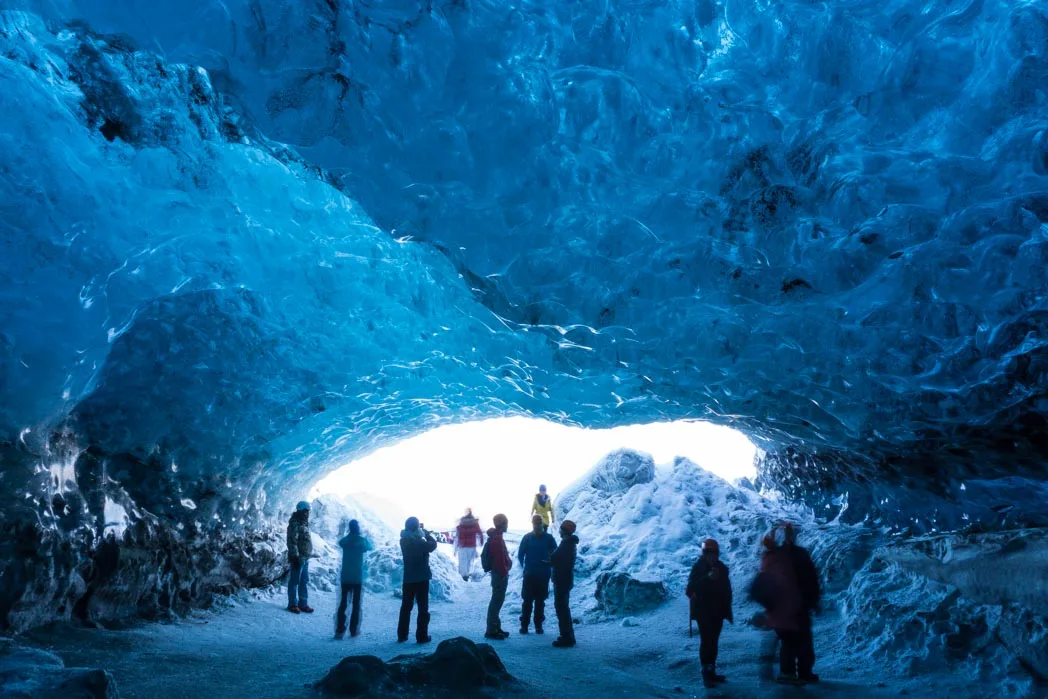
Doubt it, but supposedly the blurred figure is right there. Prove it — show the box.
[483,513,513,640]
[550,519,579,648]
[398,516,437,644]
[531,484,554,532]
[517,514,557,634]
[750,523,821,684]
[687,538,733,687]
[336,519,373,639]
[286,500,314,614]
[454,508,484,581]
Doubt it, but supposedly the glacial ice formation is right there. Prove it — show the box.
[3,0,1048,644]
[3,0,1048,526]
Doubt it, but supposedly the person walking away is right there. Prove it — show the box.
[483,513,513,640]
[550,519,579,648]
[750,525,811,684]
[687,538,733,687]
[782,523,821,684]
[531,485,554,532]
[454,509,484,581]
[286,500,314,614]
[517,514,557,634]
[398,516,437,643]
[336,519,373,639]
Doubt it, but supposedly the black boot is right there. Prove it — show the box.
[701,665,717,689]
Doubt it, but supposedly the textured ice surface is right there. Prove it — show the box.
[840,529,1048,695]
[3,0,1048,525]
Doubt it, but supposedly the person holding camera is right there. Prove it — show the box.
[398,516,437,643]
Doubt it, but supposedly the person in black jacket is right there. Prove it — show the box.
[686,538,733,688]
[398,516,437,644]
[550,519,579,648]
[781,522,820,683]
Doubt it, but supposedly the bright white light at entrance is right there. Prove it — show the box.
[312,418,756,533]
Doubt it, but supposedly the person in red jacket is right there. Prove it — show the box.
[454,509,484,581]
[484,513,513,640]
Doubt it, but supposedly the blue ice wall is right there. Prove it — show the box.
[3,0,1048,520]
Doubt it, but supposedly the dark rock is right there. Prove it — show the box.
[0,638,120,698]
[317,637,515,697]
[315,656,392,696]
[594,572,669,616]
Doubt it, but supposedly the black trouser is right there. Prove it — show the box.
[520,573,550,628]
[398,581,430,641]
[776,612,815,676]
[553,583,574,641]
[698,617,724,668]
[336,583,362,635]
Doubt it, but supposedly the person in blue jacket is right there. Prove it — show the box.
[517,514,557,634]
[335,519,373,639]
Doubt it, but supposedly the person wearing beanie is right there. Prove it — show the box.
[550,519,579,648]
[286,500,314,614]
[687,537,733,687]
[484,513,513,640]
[398,516,437,643]
[336,519,373,639]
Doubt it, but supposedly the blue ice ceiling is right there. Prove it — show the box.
[2,0,1048,520]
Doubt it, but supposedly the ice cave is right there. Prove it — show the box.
[1,0,1047,696]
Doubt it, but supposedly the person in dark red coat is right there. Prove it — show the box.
[687,538,733,687]
[751,523,821,685]
[484,514,513,639]
[454,509,484,581]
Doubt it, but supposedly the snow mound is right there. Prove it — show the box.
[558,452,805,596]
[555,449,876,619]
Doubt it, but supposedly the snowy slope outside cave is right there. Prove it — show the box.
[554,449,872,614]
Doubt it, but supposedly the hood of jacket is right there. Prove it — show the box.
[290,509,309,525]
[400,528,423,540]
[562,534,579,547]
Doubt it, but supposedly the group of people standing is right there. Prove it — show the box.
[686,521,821,688]
[285,493,822,689]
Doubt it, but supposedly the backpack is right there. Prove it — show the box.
[480,540,493,573]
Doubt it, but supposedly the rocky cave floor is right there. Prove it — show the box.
[21,580,988,699]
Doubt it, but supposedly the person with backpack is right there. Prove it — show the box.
[483,513,513,640]
[398,516,437,644]
[335,519,373,639]
[686,538,733,687]
[517,514,557,634]
[531,484,554,532]
[286,500,314,614]
[550,519,579,648]
[454,509,484,582]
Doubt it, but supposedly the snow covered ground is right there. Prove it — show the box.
[16,451,1048,698]
[22,580,1013,699]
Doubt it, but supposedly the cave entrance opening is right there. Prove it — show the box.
[311,417,756,536]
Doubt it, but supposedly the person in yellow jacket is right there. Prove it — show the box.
[532,484,555,532]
